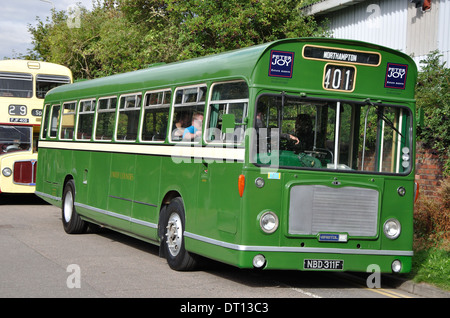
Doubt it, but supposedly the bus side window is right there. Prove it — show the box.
[60,101,76,140]
[77,99,96,140]
[95,97,117,141]
[117,94,141,141]
[171,85,206,143]
[142,90,171,142]
[41,104,51,139]
[206,81,248,144]
[49,104,60,138]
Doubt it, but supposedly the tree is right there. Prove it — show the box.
[156,0,327,60]
[28,0,328,79]
[416,51,450,176]
[29,2,149,78]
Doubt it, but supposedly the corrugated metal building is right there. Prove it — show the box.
[303,0,450,68]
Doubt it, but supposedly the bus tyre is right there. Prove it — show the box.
[62,180,87,234]
[160,197,196,271]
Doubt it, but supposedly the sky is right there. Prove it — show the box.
[0,0,94,59]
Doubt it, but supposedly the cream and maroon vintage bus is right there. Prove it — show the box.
[0,60,71,194]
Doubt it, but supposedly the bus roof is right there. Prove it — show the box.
[45,41,273,101]
[0,60,72,76]
[44,38,417,102]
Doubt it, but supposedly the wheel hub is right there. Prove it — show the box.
[63,190,73,223]
[166,213,182,256]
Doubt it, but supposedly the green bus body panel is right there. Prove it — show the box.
[36,38,416,273]
[254,39,416,101]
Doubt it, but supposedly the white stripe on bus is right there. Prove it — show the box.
[38,141,245,161]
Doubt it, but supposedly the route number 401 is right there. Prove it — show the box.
[323,64,355,92]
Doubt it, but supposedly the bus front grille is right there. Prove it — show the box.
[288,185,379,237]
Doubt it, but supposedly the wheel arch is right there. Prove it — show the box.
[158,190,182,239]
[61,175,87,234]
[62,174,75,197]
[160,190,183,206]
[157,193,197,270]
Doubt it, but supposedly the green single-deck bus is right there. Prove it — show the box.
[36,38,417,273]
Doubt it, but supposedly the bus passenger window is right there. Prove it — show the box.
[142,90,171,142]
[41,104,51,138]
[49,104,60,138]
[95,97,117,141]
[206,81,248,144]
[117,94,141,141]
[171,85,206,143]
[77,99,96,140]
[60,101,76,140]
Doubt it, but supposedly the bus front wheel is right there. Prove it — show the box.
[160,197,197,271]
[62,180,87,234]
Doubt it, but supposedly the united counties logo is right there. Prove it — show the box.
[384,63,408,89]
[269,50,294,78]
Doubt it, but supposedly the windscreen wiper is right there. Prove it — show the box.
[365,98,404,138]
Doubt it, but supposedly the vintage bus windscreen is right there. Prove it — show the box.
[253,95,412,174]
[36,38,417,274]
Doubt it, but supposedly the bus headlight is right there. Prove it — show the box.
[253,254,266,268]
[383,218,401,239]
[392,260,402,273]
[260,211,279,233]
[2,167,12,177]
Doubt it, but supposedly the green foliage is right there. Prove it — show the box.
[29,3,149,79]
[297,0,322,6]
[160,0,326,59]
[414,178,450,246]
[28,0,328,79]
[412,177,450,290]
[415,51,450,176]
[409,248,450,291]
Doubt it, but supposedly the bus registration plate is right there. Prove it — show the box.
[303,259,344,270]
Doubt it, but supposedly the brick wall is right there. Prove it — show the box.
[415,142,447,198]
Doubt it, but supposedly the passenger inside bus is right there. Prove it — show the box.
[172,111,189,140]
[182,112,203,141]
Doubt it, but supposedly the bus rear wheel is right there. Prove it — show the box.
[160,197,197,271]
[62,180,87,234]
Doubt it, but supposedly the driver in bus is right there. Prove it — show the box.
[255,111,299,145]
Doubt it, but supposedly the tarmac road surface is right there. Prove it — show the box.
[1,193,447,301]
